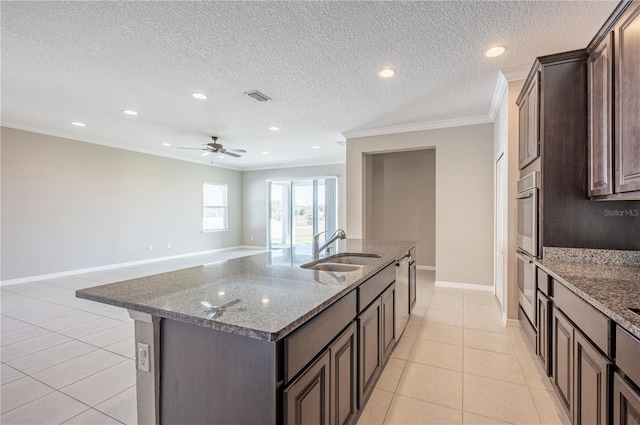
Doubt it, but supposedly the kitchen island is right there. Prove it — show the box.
[77,239,416,425]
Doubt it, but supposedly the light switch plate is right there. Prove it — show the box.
[137,342,150,372]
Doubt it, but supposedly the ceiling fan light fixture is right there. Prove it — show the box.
[122,109,138,116]
[485,46,506,57]
[192,92,207,100]
[218,155,225,159]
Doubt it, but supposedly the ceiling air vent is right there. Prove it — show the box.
[245,90,271,102]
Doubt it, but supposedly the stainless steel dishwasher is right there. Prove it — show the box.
[395,252,411,338]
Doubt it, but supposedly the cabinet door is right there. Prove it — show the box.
[381,284,395,361]
[409,261,417,313]
[518,97,529,169]
[588,32,614,197]
[613,372,640,425]
[615,2,640,194]
[519,72,540,169]
[553,307,574,417]
[329,323,357,425]
[358,299,382,407]
[536,291,551,376]
[574,331,610,425]
[285,351,330,425]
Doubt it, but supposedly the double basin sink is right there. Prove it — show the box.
[300,253,381,272]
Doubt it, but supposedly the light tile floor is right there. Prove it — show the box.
[1,251,570,425]
[0,249,265,425]
[357,270,571,425]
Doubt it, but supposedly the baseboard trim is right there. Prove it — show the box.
[416,265,435,271]
[0,245,266,286]
[435,280,494,292]
[505,318,521,327]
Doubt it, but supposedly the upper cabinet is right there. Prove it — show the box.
[588,0,640,199]
[518,71,540,169]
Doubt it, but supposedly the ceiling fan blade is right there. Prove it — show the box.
[207,143,224,149]
[225,149,247,153]
[222,151,241,158]
[177,147,208,150]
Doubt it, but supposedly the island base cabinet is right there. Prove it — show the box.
[553,307,574,418]
[330,323,358,425]
[285,351,331,425]
[574,331,610,425]
[359,299,382,408]
[613,373,640,425]
[381,284,395,362]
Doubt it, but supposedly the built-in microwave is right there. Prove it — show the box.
[517,172,539,258]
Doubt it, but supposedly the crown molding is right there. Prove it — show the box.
[342,114,492,140]
[488,72,508,121]
[501,64,531,81]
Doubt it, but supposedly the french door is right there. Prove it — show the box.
[268,177,338,253]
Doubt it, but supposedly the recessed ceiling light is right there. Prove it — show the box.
[162,143,171,146]
[269,126,279,131]
[262,151,269,155]
[72,122,85,127]
[122,109,138,116]
[485,46,506,58]
[379,67,396,78]
[262,298,269,303]
[192,92,207,100]
[312,145,320,149]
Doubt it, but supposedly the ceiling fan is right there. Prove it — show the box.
[178,136,247,159]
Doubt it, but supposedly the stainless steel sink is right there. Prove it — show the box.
[303,263,363,272]
[325,255,381,265]
[300,253,381,272]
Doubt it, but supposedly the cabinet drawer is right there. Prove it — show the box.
[616,326,640,387]
[284,290,357,383]
[358,264,395,312]
[537,268,552,297]
[553,281,610,355]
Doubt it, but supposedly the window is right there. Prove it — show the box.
[203,183,228,231]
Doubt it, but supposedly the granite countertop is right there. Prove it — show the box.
[76,239,416,341]
[536,258,640,340]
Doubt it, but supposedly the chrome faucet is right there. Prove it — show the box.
[313,229,346,260]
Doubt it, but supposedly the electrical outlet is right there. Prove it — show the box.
[137,342,150,372]
[148,244,153,251]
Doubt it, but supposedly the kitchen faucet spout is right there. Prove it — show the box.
[313,229,346,260]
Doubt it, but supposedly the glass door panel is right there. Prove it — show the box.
[269,181,290,249]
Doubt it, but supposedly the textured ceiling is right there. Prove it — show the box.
[1,1,617,170]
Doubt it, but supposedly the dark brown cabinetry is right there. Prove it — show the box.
[574,331,610,425]
[358,299,382,407]
[381,284,395,361]
[329,323,358,425]
[553,307,574,417]
[614,2,640,195]
[285,351,331,425]
[536,290,551,376]
[518,71,540,169]
[613,373,640,425]
[588,32,614,197]
[588,0,640,199]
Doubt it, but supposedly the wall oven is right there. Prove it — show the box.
[516,172,539,326]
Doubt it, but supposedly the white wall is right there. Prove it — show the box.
[1,127,243,280]
[241,164,346,247]
[365,149,436,266]
[347,124,494,286]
